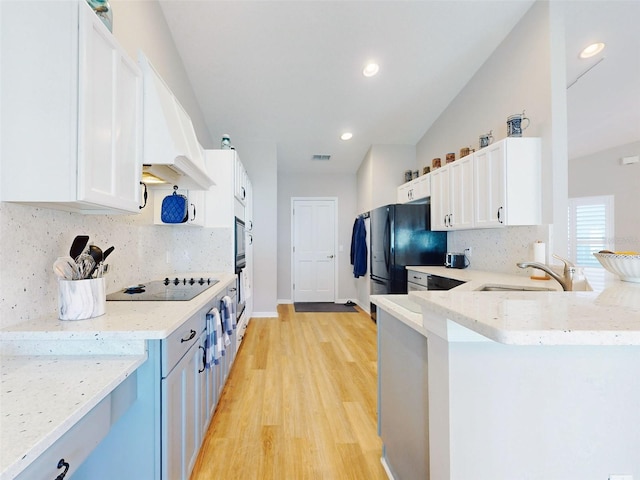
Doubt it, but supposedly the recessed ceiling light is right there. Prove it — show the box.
[341,132,353,141]
[579,42,605,59]
[363,63,379,77]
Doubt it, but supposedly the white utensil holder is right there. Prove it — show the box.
[58,277,106,320]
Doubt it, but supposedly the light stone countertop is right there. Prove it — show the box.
[372,267,640,346]
[0,273,236,355]
[0,272,235,479]
[0,354,146,480]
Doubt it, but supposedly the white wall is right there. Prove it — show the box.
[569,141,640,252]
[415,1,566,272]
[0,1,224,329]
[277,173,359,304]
[111,0,213,148]
[238,141,279,317]
[357,144,416,214]
[355,144,416,309]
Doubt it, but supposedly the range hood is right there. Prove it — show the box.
[138,52,214,190]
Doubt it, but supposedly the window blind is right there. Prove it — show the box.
[568,195,614,267]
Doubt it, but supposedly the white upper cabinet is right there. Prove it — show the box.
[397,175,431,204]
[204,150,248,227]
[431,155,474,230]
[474,137,541,228]
[1,0,142,214]
[234,156,249,206]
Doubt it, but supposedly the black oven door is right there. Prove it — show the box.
[235,217,246,269]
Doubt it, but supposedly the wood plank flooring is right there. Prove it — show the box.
[191,304,388,480]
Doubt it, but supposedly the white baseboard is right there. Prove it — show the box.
[356,299,371,313]
[380,457,395,480]
[251,311,278,318]
[279,298,360,306]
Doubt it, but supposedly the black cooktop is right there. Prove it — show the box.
[107,277,219,301]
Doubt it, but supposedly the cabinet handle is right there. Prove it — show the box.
[181,329,196,343]
[449,213,453,227]
[241,186,246,200]
[497,206,503,223]
[139,182,148,210]
[55,458,70,480]
[190,203,196,221]
[199,345,206,373]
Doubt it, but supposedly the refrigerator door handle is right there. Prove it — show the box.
[383,213,391,271]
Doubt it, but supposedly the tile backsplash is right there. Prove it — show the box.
[448,225,552,275]
[0,202,233,329]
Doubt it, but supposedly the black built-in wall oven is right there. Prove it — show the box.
[234,217,246,320]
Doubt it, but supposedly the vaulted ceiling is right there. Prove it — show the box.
[159,0,639,173]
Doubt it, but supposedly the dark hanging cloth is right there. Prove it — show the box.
[350,216,367,278]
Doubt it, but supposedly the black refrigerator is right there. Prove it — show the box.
[370,203,446,320]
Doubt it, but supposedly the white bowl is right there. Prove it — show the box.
[593,253,640,283]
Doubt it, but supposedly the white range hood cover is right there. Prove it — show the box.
[139,52,214,190]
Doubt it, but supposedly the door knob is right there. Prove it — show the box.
[327,255,334,259]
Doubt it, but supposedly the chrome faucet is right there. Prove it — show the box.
[517,254,576,291]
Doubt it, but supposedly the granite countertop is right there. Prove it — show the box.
[372,267,640,346]
[0,272,235,478]
[0,273,236,355]
[0,354,146,480]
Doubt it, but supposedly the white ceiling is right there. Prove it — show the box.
[159,0,640,174]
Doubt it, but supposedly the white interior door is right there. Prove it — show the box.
[292,198,336,302]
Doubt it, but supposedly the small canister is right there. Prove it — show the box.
[446,152,455,163]
[404,170,413,183]
[412,170,419,180]
[221,134,231,149]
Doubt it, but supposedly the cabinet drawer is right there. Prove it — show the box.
[407,271,429,287]
[15,396,111,480]
[16,372,138,480]
[162,314,205,377]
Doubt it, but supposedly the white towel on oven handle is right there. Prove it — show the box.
[221,295,236,330]
[213,307,224,364]
[219,298,231,348]
[205,307,220,367]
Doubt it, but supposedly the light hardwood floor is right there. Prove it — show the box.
[191,304,388,480]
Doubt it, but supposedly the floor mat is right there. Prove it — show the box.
[293,302,357,313]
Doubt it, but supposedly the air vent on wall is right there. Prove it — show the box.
[311,154,331,161]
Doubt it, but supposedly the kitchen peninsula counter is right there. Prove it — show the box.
[372,268,640,480]
[376,266,640,345]
[0,272,236,479]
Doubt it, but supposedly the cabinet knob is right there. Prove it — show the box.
[327,254,334,259]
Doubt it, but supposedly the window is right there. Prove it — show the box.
[568,195,614,267]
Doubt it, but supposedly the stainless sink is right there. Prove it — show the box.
[477,284,556,292]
